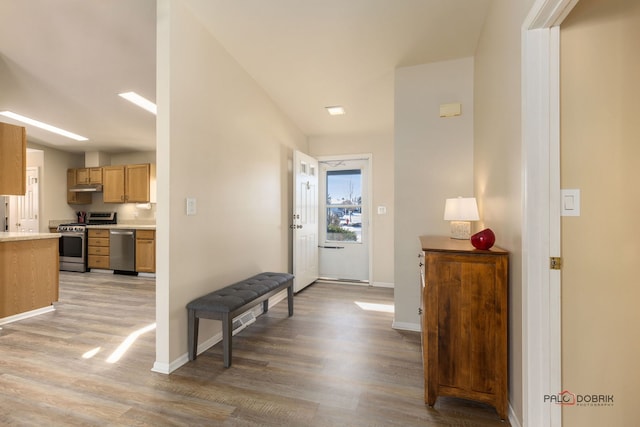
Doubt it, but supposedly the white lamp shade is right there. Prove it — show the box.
[444,197,480,221]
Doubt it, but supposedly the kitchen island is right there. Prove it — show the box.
[0,232,60,322]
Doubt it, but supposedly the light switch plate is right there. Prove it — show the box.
[561,189,580,216]
[186,197,197,216]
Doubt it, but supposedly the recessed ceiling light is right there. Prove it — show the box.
[0,111,88,141]
[118,92,157,115]
[325,106,346,116]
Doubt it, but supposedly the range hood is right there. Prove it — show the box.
[69,183,103,192]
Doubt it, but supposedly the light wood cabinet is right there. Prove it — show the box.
[135,229,155,273]
[103,164,155,203]
[419,235,508,420]
[76,167,103,184]
[0,122,26,195]
[88,229,110,269]
[67,168,91,205]
[0,236,59,318]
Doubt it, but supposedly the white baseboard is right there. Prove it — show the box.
[138,272,156,278]
[316,279,395,289]
[151,356,187,374]
[0,305,55,326]
[508,402,522,427]
[372,281,394,288]
[392,320,420,332]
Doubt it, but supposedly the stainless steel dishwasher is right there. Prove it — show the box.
[109,229,136,271]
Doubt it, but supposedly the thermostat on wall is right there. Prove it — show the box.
[440,103,462,118]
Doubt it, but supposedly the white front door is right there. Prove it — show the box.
[318,156,369,282]
[9,166,39,232]
[292,151,319,292]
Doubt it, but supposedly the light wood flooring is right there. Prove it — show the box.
[0,272,510,426]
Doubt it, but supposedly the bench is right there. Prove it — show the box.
[187,272,294,367]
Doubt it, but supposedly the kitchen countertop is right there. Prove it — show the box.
[0,232,61,242]
[86,224,156,230]
[48,219,155,230]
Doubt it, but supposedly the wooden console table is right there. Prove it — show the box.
[419,235,508,420]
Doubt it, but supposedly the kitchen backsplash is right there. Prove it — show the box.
[73,191,156,224]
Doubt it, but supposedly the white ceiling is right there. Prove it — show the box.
[0,0,490,154]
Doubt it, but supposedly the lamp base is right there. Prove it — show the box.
[450,221,471,239]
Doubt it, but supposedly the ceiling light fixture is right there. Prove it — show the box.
[325,105,346,116]
[118,92,157,115]
[0,111,88,141]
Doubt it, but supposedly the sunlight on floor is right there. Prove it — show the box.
[106,323,156,364]
[354,301,394,313]
[82,347,101,359]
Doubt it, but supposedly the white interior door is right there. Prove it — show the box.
[318,157,369,282]
[292,151,319,292]
[9,166,39,232]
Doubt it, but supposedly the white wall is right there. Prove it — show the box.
[155,0,307,369]
[309,132,394,286]
[473,0,535,422]
[393,57,474,329]
[26,142,85,229]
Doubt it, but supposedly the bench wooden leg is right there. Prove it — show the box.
[263,299,269,313]
[222,313,233,368]
[287,284,294,316]
[188,310,199,361]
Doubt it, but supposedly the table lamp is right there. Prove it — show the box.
[444,197,479,239]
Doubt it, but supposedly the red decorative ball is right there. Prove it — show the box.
[471,228,496,250]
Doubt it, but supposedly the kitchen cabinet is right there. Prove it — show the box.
[67,169,91,205]
[103,164,156,203]
[87,228,110,269]
[0,122,26,195]
[419,235,508,420]
[135,229,155,273]
[76,167,103,184]
[0,234,59,318]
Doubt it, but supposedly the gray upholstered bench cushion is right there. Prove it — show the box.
[187,272,294,313]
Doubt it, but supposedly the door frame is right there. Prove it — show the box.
[522,1,579,426]
[317,153,373,285]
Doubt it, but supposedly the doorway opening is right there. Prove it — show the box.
[318,155,371,283]
[8,165,40,232]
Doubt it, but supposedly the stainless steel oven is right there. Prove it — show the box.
[57,224,87,272]
[57,212,117,272]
